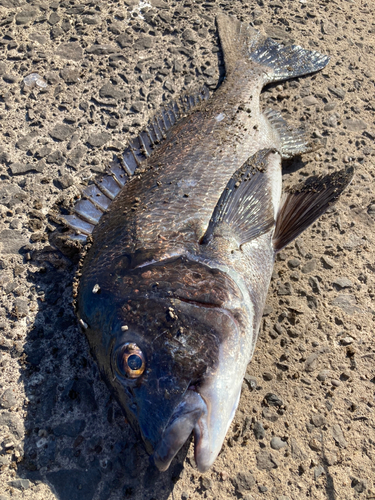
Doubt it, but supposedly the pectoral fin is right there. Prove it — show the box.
[273,167,354,252]
[201,149,277,247]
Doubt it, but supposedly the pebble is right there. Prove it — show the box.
[309,438,322,451]
[352,478,367,493]
[270,437,287,450]
[10,162,44,175]
[331,424,347,448]
[8,479,30,490]
[55,173,74,190]
[256,451,279,471]
[331,294,360,315]
[253,421,265,439]
[0,229,29,254]
[328,86,346,99]
[311,414,326,427]
[263,372,273,381]
[321,256,335,269]
[99,83,127,100]
[264,393,283,407]
[232,472,255,494]
[344,119,368,132]
[277,282,293,296]
[331,379,341,387]
[340,336,354,346]
[314,465,325,480]
[308,276,321,294]
[262,408,279,422]
[301,259,317,274]
[304,353,319,373]
[60,67,80,84]
[288,258,301,268]
[50,124,75,142]
[332,277,353,289]
[16,8,37,25]
[86,44,117,55]
[87,132,111,148]
[55,42,83,61]
[134,37,153,50]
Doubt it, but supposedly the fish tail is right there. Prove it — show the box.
[216,14,329,83]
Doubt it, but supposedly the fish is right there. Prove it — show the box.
[68,14,353,473]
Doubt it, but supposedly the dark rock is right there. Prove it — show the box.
[36,146,53,158]
[66,145,86,168]
[99,83,127,100]
[232,471,255,494]
[46,468,101,500]
[10,162,44,175]
[351,478,367,494]
[305,353,319,372]
[60,67,80,84]
[332,277,353,289]
[0,230,29,254]
[86,44,117,55]
[0,413,24,439]
[290,437,307,461]
[262,407,278,422]
[116,34,133,48]
[14,298,29,317]
[16,132,38,151]
[331,294,360,315]
[182,28,197,44]
[317,370,330,381]
[264,393,283,407]
[8,479,30,490]
[50,124,75,141]
[308,276,321,294]
[301,259,317,273]
[82,15,100,25]
[47,150,65,166]
[131,101,144,113]
[288,258,301,269]
[48,12,60,25]
[56,42,83,61]
[328,86,346,99]
[53,419,86,437]
[256,451,279,471]
[55,173,74,190]
[321,256,335,269]
[253,421,265,439]
[16,8,37,25]
[87,132,111,148]
[277,282,293,295]
[134,37,153,50]
[0,388,17,408]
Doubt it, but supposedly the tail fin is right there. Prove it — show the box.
[273,167,354,252]
[216,14,329,83]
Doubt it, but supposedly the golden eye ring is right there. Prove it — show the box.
[116,343,145,379]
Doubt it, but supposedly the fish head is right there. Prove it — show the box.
[78,253,251,472]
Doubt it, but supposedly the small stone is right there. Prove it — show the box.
[288,258,301,269]
[304,353,319,373]
[47,150,65,166]
[50,124,75,141]
[258,485,268,493]
[56,42,83,61]
[308,276,321,294]
[351,478,367,494]
[314,466,325,480]
[0,230,29,254]
[82,15,101,25]
[131,101,144,113]
[301,259,317,273]
[182,28,197,45]
[264,393,283,407]
[116,34,133,48]
[14,298,28,317]
[232,472,255,494]
[55,173,74,190]
[253,421,265,440]
[290,438,307,461]
[10,162,44,175]
[86,44,117,55]
[270,437,287,450]
[331,295,359,315]
[48,12,60,25]
[262,408,278,422]
[60,67,80,84]
[263,372,273,381]
[321,256,335,269]
[340,336,354,346]
[302,96,319,106]
[331,379,341,387]
[244,375,258,391]
[277,282,293,295]
[344,119,368,132]
[87,132,111,148]
[309,438,322,451]
[328,86,346,99]
[256,452,279,471]
[134,37,154,50]
[332,277,353,289]
[0,388,17,409]
[99,83,127,100]
[16,8,37,25]
[331,424,347,448]
[311,414,326,427]
[8,479,30,490]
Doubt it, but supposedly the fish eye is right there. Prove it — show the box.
[116,343,145,379]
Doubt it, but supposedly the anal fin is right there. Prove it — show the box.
[264,108,319,159]
[273,167,354,252]
[201,149,277,247]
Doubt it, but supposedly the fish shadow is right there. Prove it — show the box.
[17,252,188,500]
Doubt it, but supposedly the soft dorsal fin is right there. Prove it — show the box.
[60,87,210,239]
[273,167,354,252]
[216,14,329,83]
[201,149,277,248]
[264,108,319,159]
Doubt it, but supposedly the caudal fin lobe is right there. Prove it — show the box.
[273,167,354,252]
[216,13,329,83]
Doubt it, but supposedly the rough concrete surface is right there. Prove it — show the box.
[0,1,374,500]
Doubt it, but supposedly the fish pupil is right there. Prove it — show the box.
[128,354,142,371]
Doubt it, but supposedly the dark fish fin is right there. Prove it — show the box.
[60,87,210,237]
[216,14,329,83]
[201,149,276,247]
[273,167,354,252]
[264,108,320,159]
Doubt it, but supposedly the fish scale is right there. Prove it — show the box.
[74,14,353,474]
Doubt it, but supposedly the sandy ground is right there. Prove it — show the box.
[0,0,374,499]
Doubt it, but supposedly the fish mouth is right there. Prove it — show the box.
[153,378,242,473]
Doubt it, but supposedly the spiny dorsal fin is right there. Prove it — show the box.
[264,108,319,159]
[273,167,354,252]
[60,87,210,239]
[216,14,329,84]
[201,149,277,248]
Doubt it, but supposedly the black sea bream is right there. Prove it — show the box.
[69,14,353,472]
